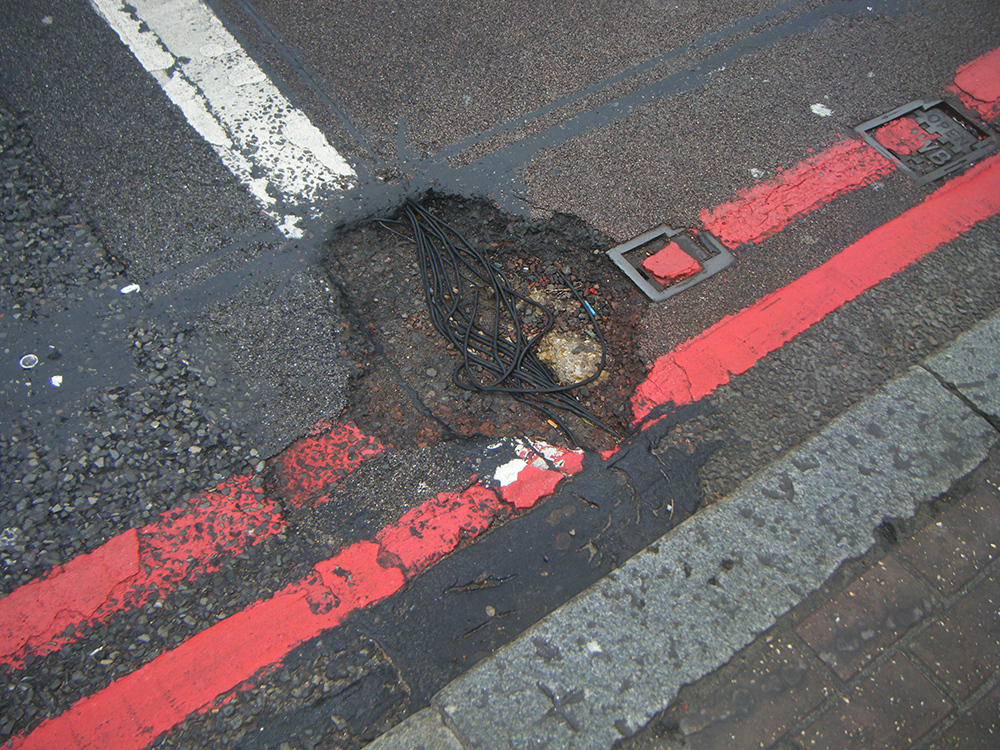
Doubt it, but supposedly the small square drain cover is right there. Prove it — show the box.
[608,226,734,302]
[856,97,999,185]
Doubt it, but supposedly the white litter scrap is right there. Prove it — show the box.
[494,458,529,487]
[89,0,356,238]
[50,375,63,387]
[490,437,584,488]
[513,438,582,472]
[810,103,834,117]
[120,283,141,294]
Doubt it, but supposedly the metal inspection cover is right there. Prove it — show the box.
[856,97,999,185]
[608,225,734,302]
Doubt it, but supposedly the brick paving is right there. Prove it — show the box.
[619,448,1000,750]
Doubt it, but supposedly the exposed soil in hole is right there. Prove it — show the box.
[324,194,648,453]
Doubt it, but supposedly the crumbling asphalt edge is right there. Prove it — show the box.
[364,307,1000,750]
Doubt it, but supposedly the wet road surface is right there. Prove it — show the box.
[1,0,1000,747]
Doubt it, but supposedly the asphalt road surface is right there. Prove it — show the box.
[1,0,999,748]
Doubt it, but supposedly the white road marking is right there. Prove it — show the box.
[89,0,356,238]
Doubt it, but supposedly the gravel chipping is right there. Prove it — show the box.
[0,319,261,595]
[0,100,259,594]
[0,106,123,320]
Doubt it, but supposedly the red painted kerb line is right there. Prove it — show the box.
[700,138,895,248]
[8,41,1000,750]
[8,486,493,750]
[9,454,577,750]
[633,151,1000,420]
[950,45,1000,120]
[0,422,382,669]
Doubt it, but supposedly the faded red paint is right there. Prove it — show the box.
[873,116,940,156]
[499,464,565,509]
[642,242,702,284]
[492,441,584,509]
[700,139,895,248]
[0,476,281,668]
[949,45,1000,120]
[269,421,384,507]
[633,152,1000,420]
[553,448,584,475]
[0,423,380,669]
[0,530,139,665]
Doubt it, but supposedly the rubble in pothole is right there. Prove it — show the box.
[324,193,648,453]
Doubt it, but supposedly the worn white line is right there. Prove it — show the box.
[90,0,356,238]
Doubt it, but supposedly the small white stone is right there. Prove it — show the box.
[50,375,63,387]
[278,215,304,238]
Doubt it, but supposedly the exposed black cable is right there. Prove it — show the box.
[399,200,618,446]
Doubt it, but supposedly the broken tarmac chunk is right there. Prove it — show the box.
[641,241,702,285]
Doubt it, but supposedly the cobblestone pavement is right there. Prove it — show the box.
[620,452,1000,750]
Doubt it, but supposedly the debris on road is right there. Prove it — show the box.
[400,199,613,445]
[324,194,648,452]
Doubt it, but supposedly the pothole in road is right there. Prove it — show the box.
[324,193,648,453]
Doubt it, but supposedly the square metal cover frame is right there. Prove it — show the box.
[855,97,999,186]
[607,225,734,302]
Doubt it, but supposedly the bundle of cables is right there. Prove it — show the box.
[397,199,617,446]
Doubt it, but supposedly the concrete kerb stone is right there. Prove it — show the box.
[924,312,1000,425]
[364,708,465,750]
[368,354,999,749]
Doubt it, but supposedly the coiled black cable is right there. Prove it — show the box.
[398,199,617,446]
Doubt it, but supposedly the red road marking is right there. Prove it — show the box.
[7,41,1000,750]
[642,242,702,284]
[633,151,1000,420]
[9,478,554,750]
[699,138,895,248]
[268,420,384,508]
[0,530,139,667]
[376,486,503,575]
[873,115,939,156]
[0,423,378,668]
[949,45,1000,120]
[493,440,585,509]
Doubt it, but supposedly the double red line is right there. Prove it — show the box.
[6,45,1000,750]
